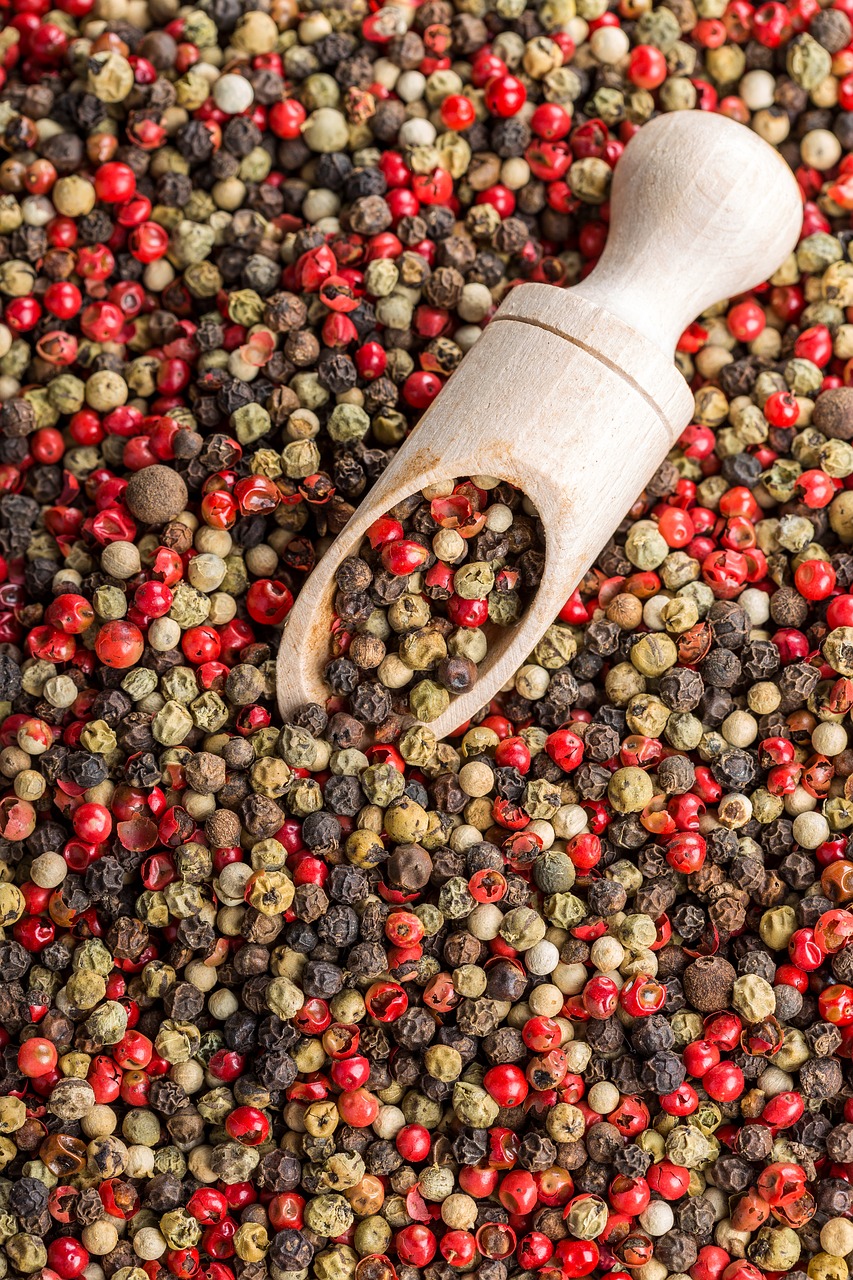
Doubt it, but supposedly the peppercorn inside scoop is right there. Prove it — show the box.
[325,477,545,725]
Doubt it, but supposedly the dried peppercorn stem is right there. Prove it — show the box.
[276,112,803,739]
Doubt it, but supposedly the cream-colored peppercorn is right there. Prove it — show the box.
[373,1105,405,1139]
[81,1104,118,1138]
[467,903,503,940]
[83,1223,119,1256]
[801,128,842,170]
[44,675,77,708]
[587,1081,620,1113]
[516,664,550,699]
[590,24,629,60]
[208,989,239,1020]
[432,529,465,561]
[149,617,182,651]
[740,587,770,625]
[188,553,226,592]
[792,809,830,848]
[213,73,254,114]
[441,1194,478,1230]
[186,961,218,992]
[748,681,782,714]
[208,592,237,625]
[717,793,752,828]
[145,260,174,292]
[86,370,128,411]
[813,721,848,755]
[525,940,560,974]
[552,962,589,994]
[740,69,776,109]
[528,983,564,1016]
[458,282,493,321]
[640,1202,675,1236]
[458,761,494,797]
[752,108,790,146]
[134,1230,168,1262]
[591,935,624,972]
[721,710,758,747]
[101,541,142,578]
[30,851,68,888]
[53,175,96,217]
[245,544,278,576]
[786,785,817,816]
[171,1060,204,1093]
[821,1220,853,1258]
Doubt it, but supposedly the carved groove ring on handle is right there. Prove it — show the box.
[489,314,672,432]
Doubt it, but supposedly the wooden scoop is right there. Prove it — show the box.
[277,111,802,740]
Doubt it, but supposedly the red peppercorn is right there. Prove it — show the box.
[483,1063,529,1107]
[683,1039,721,1077]
[703,1061,745,1102]
[484,74,527,117]
[764,389,799,427]
[224,1106,271,1146]
[396,1124,431,1162]
[396,1226,436,1267]
[129,221,169,262]
[18,1036,58,1078]
[5,296,41,332]
[440,93,476,130]
[94,161,137,203]
[555,1241,600,1277]
[627,44,668,88]
[794,558,835,600]
[788,926,825,970]
[337,1087,380,1127]
[545,728,584,771]
[47,1240,89,1279]
[756,1162,806,1206]
[440,1231,477,1267]
[94,619,144,668]
[660,1082,699,1115]
[609,1175,651,1215]
[267,1192,304,1230]
[582,974,619,1019]
[619,973,666,1017]
[531,103,572,140]
[498,1169,538,1214]
[517,1233,554,1269]
[727,299,766,341]
[380,539,429,576]
[647,1160,690,1198]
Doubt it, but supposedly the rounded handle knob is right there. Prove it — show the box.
[571,112,803,355]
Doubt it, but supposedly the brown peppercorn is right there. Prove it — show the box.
[813,387,853,439]
[125,465,189,524]
[683,955,737,1012]
[386,843,432,890]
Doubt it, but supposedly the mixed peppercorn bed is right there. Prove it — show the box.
[8,1,853,1280]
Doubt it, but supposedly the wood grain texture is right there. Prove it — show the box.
[276,111,804,740]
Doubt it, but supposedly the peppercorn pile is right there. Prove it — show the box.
[12,2,853,1280]
[326,479,542,723]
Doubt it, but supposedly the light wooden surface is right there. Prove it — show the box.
[276,112,803,740]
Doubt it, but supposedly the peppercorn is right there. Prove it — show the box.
[2,2,853,1275]
[125,467,190,525]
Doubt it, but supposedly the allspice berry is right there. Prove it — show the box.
[125,466,189,524]
[683,956,737,1012]
[813,387,853,439]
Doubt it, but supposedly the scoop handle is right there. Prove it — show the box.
[570,112,803,356]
